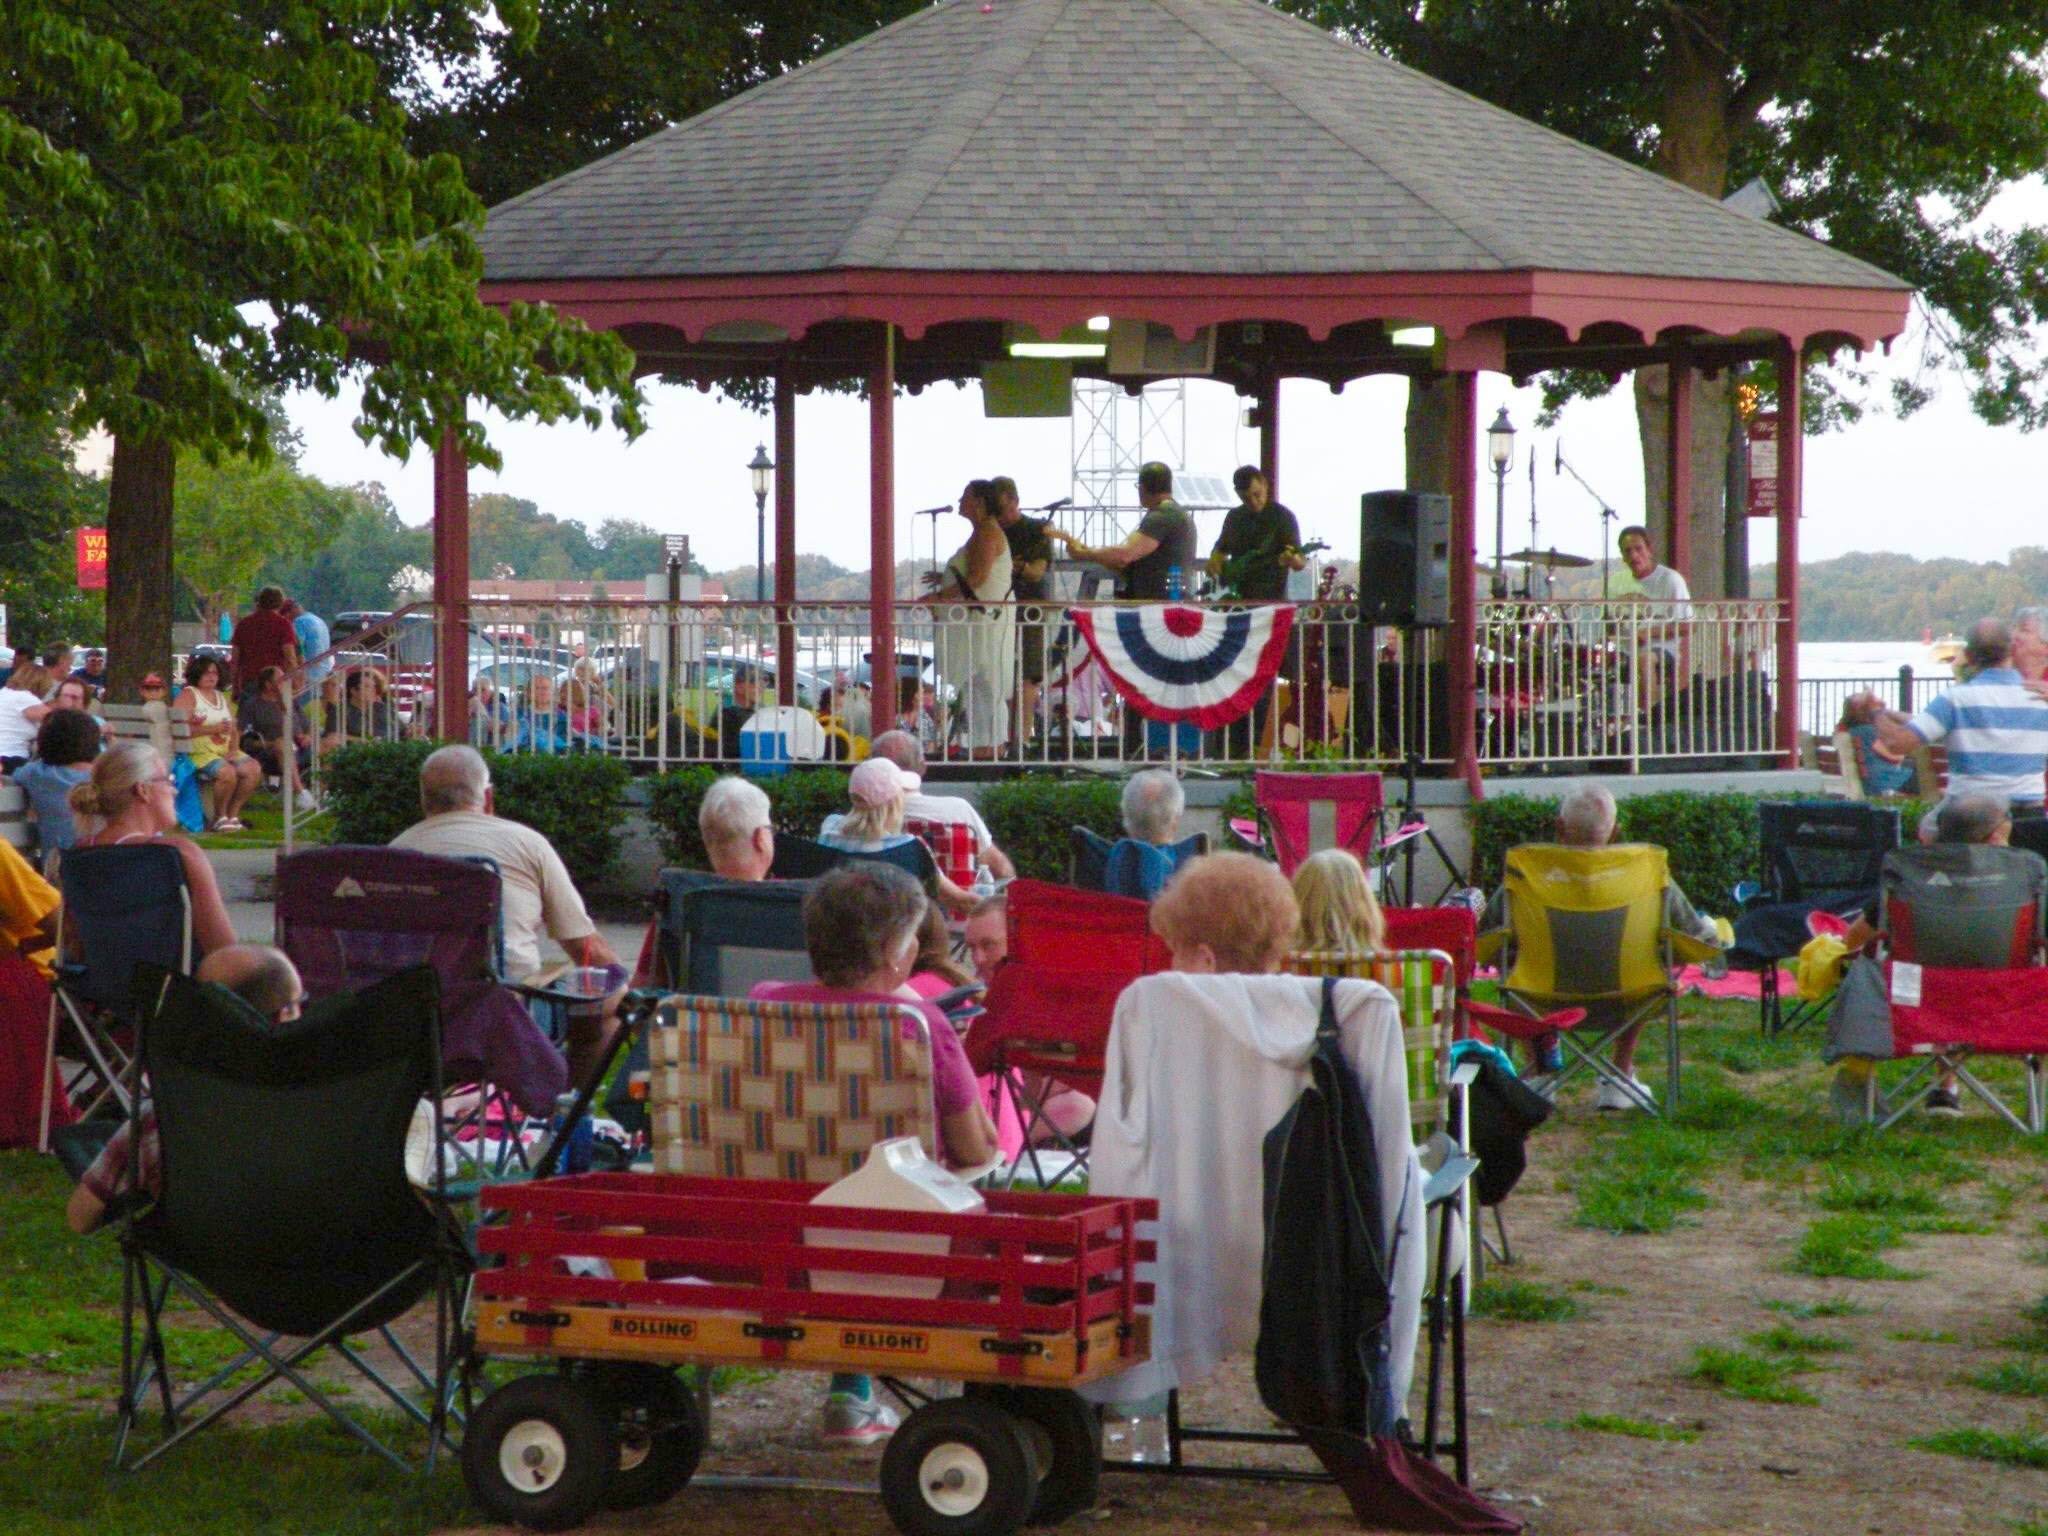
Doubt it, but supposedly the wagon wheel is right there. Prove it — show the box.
[964,1385,1101,1525]
[463,1373,618,1532]
[568,1360,707,1510]
[880,1398,1042,1536]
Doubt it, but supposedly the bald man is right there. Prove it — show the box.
[67,946,305,1233]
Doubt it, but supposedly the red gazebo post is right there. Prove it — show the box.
[432,426,469,742]
[1448,370,1481,795]
[1775,339,1803,767]
[1666,345,1693,580]
[868,323,897,739]
[774,372,798,707]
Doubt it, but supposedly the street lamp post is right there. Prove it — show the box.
[1487,407,1516,600]
[749,443,774,605]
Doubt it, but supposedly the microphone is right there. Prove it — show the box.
[1039,496,1073,512]
[910,504,950,516]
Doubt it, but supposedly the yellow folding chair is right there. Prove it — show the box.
[1481,845,1719,1115]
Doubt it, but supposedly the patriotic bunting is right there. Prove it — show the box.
[1066,604,1296,728]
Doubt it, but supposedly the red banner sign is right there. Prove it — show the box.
[75,527,108,590]
[1745,414,1778,518]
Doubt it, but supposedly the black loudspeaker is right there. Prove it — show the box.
[1357,490,1452,628]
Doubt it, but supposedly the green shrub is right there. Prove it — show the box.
[645,766,851,869]
[979,777,1125,882]
[323,741,631,886]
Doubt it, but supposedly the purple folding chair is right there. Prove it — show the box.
[274,846,567,1174]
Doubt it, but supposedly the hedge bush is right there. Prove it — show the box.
[322,741,632,886]
[646,766,852,868]
[1469,789,1932,908]
[979,778,1125,882]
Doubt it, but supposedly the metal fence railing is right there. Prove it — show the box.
[1798,668,1947,741]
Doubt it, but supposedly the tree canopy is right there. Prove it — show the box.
[0,407,105,650]
[1756,547,2048,643]
[0,0,648,686]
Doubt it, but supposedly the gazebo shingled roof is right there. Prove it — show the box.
[434,0,1914,780]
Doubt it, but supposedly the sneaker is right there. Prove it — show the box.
[295,788,320,812]
[821,1394,899,1446]
[1594,1076,1655,1112]
[1924,1085,1964,1119]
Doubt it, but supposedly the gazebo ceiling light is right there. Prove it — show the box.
[1391,326,1436,348]
[1007,320,1106,359]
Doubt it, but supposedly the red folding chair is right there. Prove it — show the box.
[906,815,978,889]
[1255,770,1384,877]
[966,879,1169,1186]
[1863,845,2048,1132]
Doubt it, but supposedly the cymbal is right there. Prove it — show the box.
[1503,547,1594,568]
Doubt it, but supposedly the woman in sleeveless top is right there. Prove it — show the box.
[69,742,237,955]
[176,653,260,831]
[922,479,1015,758]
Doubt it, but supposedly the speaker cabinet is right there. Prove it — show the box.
[1358,490,1452,629]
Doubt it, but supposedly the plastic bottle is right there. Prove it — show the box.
[1165,564,1185,600]
[973,865,997,900]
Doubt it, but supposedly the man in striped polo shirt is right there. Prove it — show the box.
[1877,618,2048,838]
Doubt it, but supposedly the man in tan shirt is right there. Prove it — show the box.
[391,745,618,1077]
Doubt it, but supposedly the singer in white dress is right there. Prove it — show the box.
[921,479,1015,757]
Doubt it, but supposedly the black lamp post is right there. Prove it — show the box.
[749,443,774,604]
[1487,407,1516,599]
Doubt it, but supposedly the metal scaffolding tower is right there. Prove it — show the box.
[1066,378,1187,545]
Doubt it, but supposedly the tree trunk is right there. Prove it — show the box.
[1634,365,1734,598]
[1634,15,1737,595]
[106,433,176,697]
[1405,373,1453,494]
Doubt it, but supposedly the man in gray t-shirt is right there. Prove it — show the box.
[1049,461,1196,599]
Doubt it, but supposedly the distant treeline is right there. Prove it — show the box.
[1753,548,2048,641]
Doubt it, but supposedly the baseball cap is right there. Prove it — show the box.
[141,673,164,687]
[848,757,919,808]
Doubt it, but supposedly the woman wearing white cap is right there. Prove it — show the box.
[818,757,975,911]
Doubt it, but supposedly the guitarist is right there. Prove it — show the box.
[1206,465,1306,600]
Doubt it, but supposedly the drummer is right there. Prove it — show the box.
[1614,524,1692,683]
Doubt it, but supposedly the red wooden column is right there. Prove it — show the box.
[1447,372,1482,796]
[1665,348,1693,580]
[868,325,898,739]
[431,425,469,742]
[1775,339,1803,767]
[773,373,798,707]
[1257,373,1281,493]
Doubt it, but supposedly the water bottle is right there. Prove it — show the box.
[973,864,997,900]
[1165,564,1185,600]
[552,1091,594,1176]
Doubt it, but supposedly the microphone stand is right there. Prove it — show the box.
[1524,447,1538,600]
[1555,446,1623,600]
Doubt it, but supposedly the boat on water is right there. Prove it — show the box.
[1923,628,1965,673]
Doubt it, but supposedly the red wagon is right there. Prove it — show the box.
[463,1172,1155,1534]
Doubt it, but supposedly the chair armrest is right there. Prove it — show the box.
[1449,1059,1481,1089]
[1423,1154,1479,1210]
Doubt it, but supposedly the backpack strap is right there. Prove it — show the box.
[1317,974,1341,1043]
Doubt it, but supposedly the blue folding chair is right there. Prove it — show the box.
[1068,826,1208,899]
[42,843,192,1147]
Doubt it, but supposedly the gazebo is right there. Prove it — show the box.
[441,0,1912,786]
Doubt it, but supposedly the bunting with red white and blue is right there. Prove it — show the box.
[1066,603,1296,728]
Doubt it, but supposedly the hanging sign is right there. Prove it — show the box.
[1066,603,1295,727]
[76,527,108,590]
[1745,414,1778,518]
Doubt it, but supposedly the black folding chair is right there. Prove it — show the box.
[112,964,464,1474]
[41,844,191,1149]
[1734,802,1899,1035]
[767,832,846,880]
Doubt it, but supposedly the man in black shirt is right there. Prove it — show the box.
[1051,462,1196,600]
[992,475,1053,736]
[1207,465,1304,600]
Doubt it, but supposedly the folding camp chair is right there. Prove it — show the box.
[274,846,566,1180]
[1734,801,1898,1036]
[1381,904,1572,1271]
[1255,770,1385,877]
[905,814,979,889]
[1479,844,1719,1116]
[112,964,464,1473]
[1282,948,1477,1480]
[646,994,939,1177]
[969,879,1169,1187]
[40,844,191,1150]
[1068,826,1208,898]
[1860,844,2048,1132]
[768,831,846,881]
